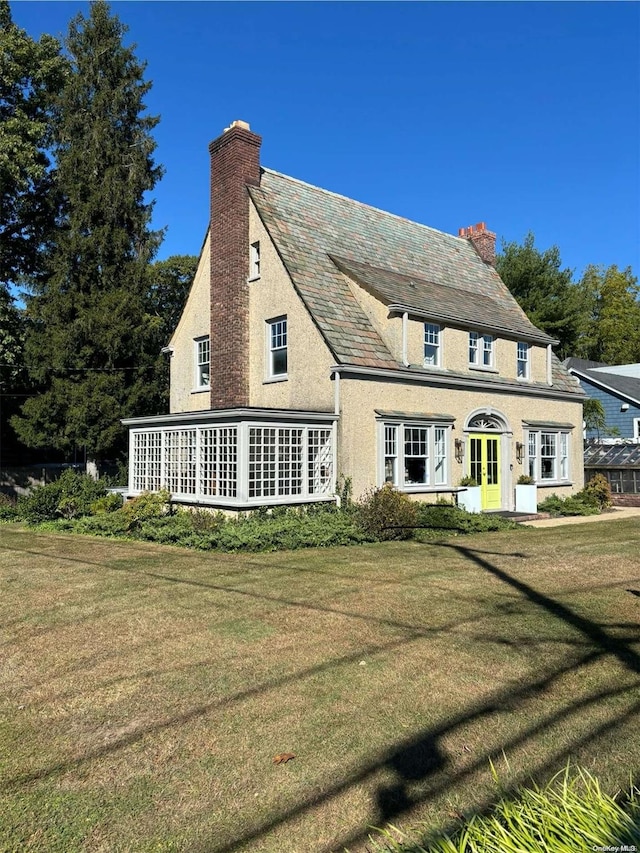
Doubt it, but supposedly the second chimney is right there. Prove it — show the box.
[209,120,262,409]
[458,222,496,266]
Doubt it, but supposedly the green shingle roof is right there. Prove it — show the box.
[249,168,579,394]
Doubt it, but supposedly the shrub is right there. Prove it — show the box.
[583,472,612,509]
[121,489,172,528]
[414,502,517,537]
[17,469,107,523]
[459,476,478,487]
[537,492,600,517]
[90,492,124,514]
[517,474,535,485]
[356,484,417,541]
[0,493,18,521]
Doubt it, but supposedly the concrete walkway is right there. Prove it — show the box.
[522,505,640,528]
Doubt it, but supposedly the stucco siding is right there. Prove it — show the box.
[337,374,584,505]
[248,202,335,410]
[169,233,211,413]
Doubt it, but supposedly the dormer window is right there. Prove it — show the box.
[250,241,261,279]
[423,323,441,367]
[195,336,210,389]
[469,331,494,369]
[517,342,530,379]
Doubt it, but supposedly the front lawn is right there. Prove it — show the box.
[1,521,639,852]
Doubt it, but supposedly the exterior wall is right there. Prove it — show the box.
[343,277,403,362]
[405,319,547,382]
[576,376,640,439]
[169,233,211,413]
[247,202,335,411]
[337,373,584,506]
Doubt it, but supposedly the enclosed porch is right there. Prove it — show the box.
[123,408,337,509]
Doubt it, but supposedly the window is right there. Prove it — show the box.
[469,332,494,367]
[634,418,640,440]
[381,422,451,489]
[483,334,494,367]
[517,342,530,379]
[130,422,333,505]
[423,323,441,366]
[469,331,479,365]
[195,336,210,389]
[267,316,287,378]
[250,241,261,279]
[526,429,570,483]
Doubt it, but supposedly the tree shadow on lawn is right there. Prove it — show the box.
[203,542,640,853]
[2,537,640,852]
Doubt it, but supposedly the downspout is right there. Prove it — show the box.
[333,369,341,506]
[546,344,552,386]
[402,312,409,367]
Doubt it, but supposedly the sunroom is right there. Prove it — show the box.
[122,408,337,509]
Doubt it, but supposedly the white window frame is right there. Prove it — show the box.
[423,323,441,367]
[249,241,261,280]
[129,420,335,507]
[194,335,210,390]
[380,421,451,491]
[517,342,530,379]
[633,418,640,440]
[266,316,288,380]
[469,331,494,368]
[525,428,571,484]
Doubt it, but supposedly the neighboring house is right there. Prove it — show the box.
[564,358,640,441]
[123,120,585,512]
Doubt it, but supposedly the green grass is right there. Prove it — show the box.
[1,520,639,852]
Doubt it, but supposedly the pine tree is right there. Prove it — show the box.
[495,233,587,360]
[13,1,164,470]
[0,0,66,289]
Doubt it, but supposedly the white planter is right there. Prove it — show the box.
[458,485,482,514]
[515,484,537,513]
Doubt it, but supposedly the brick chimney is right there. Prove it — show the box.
[458,222,496,266]
[209,120,262,408]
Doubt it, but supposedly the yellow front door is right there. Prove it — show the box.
[469,434,501,510]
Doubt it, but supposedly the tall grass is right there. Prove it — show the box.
[363,765,640,853]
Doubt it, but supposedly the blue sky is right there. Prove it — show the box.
[12,1,640,280]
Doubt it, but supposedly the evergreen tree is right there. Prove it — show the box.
[0,0,66,289]
[12,1,164,469]
[495,232,587,360]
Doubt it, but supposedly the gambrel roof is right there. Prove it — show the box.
[249,168,581,396]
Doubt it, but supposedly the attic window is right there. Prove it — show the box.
[250,241,261,279]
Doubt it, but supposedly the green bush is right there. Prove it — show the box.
[17,469,107,523]
[414,502,517,537]
[537,492,601,517]
[356,484,417,541]
[72,500,367,552]
[583,472,613,509]
[90,492,124,514]
[365,765,640,853]
[121,489,172,527]
[0,493,18,520]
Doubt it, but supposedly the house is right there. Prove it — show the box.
[123,120,585,512]
[565,357,640,506]
[564,358,640,441]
